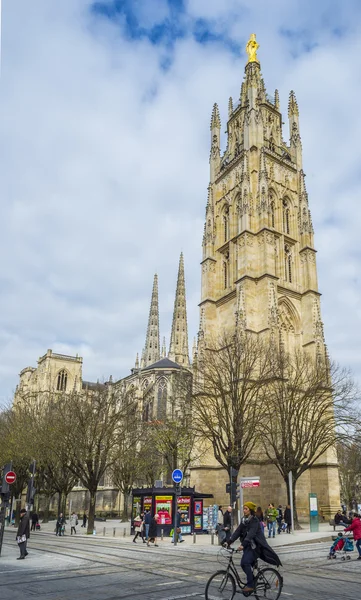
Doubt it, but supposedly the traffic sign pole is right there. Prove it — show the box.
[171,469,183,547]
[0,463,13,557]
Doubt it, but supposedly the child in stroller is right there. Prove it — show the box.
[328,532,354,560]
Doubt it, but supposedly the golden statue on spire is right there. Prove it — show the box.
[246,33,259,63]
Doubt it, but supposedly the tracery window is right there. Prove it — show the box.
[270,201,275,228]
[283,199,290,234]
[57,370,67,392]
[284,245,292,283]
[157,380,167,420]
[223,206,229,242]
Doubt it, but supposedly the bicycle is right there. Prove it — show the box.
[205,547,283,599]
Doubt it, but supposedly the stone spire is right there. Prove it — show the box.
[228,96,233,118]
[143,274,160,367]
[210,103,221,183]
[288,90,302,168]
[161,337,166,358]
[168,253,190,366]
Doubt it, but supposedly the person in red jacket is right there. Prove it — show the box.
[344,514,361,559]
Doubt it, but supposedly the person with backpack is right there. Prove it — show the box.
[266,503,278,539]
[227,501,282,594]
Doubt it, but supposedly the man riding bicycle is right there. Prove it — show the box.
[226,501,282,594]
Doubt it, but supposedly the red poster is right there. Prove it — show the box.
[155,496,172,525]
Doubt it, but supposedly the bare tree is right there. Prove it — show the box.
[261,349,358,526]
[192,331,270,478]
[59,384,136,533]
[337,438,361,510]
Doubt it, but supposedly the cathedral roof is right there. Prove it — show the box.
[142,357,181,371]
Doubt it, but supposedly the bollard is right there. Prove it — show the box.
[161,529,164,541]
[103,527,106,536]
[123,527,126,537]
[211,532,214,545]
[113,527,116,537]
[193,532,196,544]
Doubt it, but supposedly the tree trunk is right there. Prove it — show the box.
[123,492,130,520]
[57,492,62,516]
[87,490,97,534]
[61,493,67,517]
[42,496,51,523]
[285,474,301,530]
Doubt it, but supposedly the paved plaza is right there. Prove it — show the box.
[1,525,360,600]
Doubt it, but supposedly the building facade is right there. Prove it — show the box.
[189,35,340,518]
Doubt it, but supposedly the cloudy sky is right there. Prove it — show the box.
[1,0,360,404]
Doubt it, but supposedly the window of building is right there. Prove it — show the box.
[283,199,290,234]
[157,380,167,420]
[223,260,229,289]
[284,245,292,283]
[57,370,67,392]
[270,201,275,228]
[223,206,229,242]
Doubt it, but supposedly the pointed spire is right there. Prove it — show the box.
[135,353,139,369]
[274,89,280,110]
[288,90,299,118]
[161,337,166,358]
[210,103,221,130]
[168,253,190,366]
[228,96,233,118]
[299,170,314,238]
[143,274,160,367]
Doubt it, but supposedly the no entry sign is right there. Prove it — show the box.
[4,471,16,485]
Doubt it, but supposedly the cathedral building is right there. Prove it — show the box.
[12,36,340,518]
[189,35,340,518]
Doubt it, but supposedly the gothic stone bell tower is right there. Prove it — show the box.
[191,35,340,518]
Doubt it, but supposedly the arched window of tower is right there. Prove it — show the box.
[56,370,68,392]
[284,244,292,283]
[283,199,290,235]
[157,379,167,420]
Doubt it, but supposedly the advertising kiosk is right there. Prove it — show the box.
[131,486,213,536]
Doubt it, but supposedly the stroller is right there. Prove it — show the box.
[35,522,41,531]
[328,533,354,561]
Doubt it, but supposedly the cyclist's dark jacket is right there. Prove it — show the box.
[229,516,282,567]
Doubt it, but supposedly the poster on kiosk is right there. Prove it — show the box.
[177,496,191,533]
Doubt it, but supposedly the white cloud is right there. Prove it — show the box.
[1,0,361,404]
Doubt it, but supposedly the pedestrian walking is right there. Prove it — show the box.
[276,504,283,534]
[56,513,65,536]
[147,513,160,547]
[81,511,87,528]
[133,513,146,543]
[284,504,292,533]
[16,508,30,560]
[266,503,278,538]
[344,513,361,559]
[30,511,39,532]
[172,508,184,543]
[227,501,282,594]
[70,511,78,535]
[223,506,233,543]
[144,510,151,541]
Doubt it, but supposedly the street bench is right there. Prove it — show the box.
[329,519,350,531]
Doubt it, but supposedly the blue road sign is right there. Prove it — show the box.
[172,469,183,484]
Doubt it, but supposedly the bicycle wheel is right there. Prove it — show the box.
[205,570,236,600]
[254,568,283,600]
